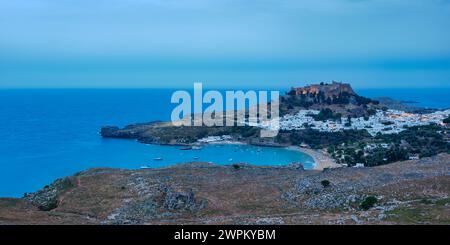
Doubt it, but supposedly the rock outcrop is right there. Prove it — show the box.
[24,177,75,211]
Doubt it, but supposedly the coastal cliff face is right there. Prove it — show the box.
[100,123,262,145]
[1,154,449,225]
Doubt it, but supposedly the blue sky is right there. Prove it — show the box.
[1,0,450,88]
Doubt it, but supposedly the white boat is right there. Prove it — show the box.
[153,157,163,161]
[140,165,150,169]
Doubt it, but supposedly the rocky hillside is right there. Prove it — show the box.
[281,82,380,117]
[375,97,437,114]
[1,154,449,225]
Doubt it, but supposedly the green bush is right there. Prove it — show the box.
[360,196,377,210]
[443,116,450,124]
[321,180,330,188]
[312,108,341,121]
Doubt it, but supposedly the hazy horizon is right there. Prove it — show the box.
[1,0,449,89]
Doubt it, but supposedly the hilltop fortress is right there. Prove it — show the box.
[290,81,356,99]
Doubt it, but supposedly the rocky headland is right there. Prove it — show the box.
[100,82,450,168]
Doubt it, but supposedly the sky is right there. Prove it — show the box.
[0,0,450,89]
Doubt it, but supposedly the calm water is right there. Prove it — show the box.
[0,89,311,197]
[1,88,449,197]
[357,88,450,109]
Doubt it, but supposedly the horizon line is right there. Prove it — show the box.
[1,85,450,90]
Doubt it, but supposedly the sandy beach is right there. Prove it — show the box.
[287,146,340,170]
[202,141,338,170]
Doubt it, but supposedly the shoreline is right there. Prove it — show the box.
[205,140,339,170]
[287,146,340,170]
[145,139,336,170]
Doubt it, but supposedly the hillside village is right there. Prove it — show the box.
[3,83,449,226]
[101,82,450,168]
[248,82,450,167]
[261,108,450,136]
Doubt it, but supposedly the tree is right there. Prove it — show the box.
[366,108,377,116]
[321,180,331,188]
[287,89,296,96]
[360,196,377,210]
[443,116,450,124]
[313,108,341,121]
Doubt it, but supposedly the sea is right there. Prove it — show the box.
[0,89,306,197]
[0,88,449,197]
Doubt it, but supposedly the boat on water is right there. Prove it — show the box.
[180,147,192,150]
[153,157,163,161]
[193,156,199,160]
[140,165,150,169]
[192,146,202,150]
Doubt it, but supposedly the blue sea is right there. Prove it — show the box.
[357,88,450,110]
[0,89,311,197]
[1,88,449,197]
